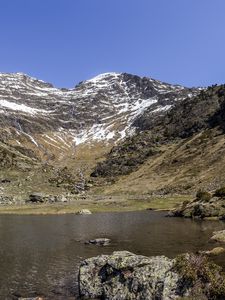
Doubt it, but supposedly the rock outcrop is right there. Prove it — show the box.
[26,193,67,204]
[169,187,225,219]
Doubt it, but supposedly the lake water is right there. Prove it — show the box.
[0,211,225,299]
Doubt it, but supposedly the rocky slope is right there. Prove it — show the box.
[91,84,225,194]
[169,186,225,219]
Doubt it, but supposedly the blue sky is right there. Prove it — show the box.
[0,0,224,88]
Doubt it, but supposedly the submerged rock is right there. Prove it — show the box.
[78,251,225,300]
[85,238,111,246]
[76,209,92,215]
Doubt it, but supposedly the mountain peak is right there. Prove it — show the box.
[86,72,121,83]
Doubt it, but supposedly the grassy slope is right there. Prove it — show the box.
[0,140,112,199]
[92,128,225,196]
[0,195,191,214]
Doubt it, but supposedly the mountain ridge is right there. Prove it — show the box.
[0,72,199,154]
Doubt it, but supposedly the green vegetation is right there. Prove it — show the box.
[174,253,225,299]
[0,195,189,215]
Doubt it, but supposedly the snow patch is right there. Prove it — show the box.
[0,100,48,114]
[86,72,121,84]
[152,105,172,113]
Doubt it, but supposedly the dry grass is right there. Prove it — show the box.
[97,129,225,196]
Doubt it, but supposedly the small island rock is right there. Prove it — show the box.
[85,238,111,246]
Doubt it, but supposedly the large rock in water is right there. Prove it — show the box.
[79,251,181,299]
[211,230,225,243]
[78,251,225,299]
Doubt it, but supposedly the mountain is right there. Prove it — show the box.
[0,72,199,153]
[91,84,225,195]
[0,71,202,199]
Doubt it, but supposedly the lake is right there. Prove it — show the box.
[0,211,225,299]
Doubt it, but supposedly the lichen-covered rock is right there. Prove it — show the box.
[79,251,225,300]
[79,251,183,300]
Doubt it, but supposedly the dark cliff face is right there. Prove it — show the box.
[91,84,225,178]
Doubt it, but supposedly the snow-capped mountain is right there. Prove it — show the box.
[0,72,200,159]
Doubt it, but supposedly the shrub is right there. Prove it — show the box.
[196,190,211,202]
[214,186,225,197]
[174,253,225,299]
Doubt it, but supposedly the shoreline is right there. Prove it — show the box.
[0,195,191,215]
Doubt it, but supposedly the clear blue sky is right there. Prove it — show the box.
[0,0,224,88]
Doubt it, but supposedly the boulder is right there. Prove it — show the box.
[211,230,225,243]
[85,238,111,246]
[76,209,92,215]
[79,251,180,299]
[26,193,63,204]
[27,193,45,203]
[60,195,68,202]
[78,251,225,300]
